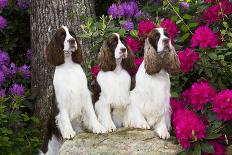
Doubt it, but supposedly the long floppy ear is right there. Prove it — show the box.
[71,33,83,64]
[98,40,116,72]
[45,33,64,66]
[162,46,180,74]
[144,39,162,75]
[121,44,136,71]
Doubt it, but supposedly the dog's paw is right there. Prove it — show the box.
[124,119,150,129]
[62,129,76,140]
[156,128,170,139]
[104,121,116,132]
[92,123,107,134]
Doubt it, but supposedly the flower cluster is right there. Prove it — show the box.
[203,0,232,24]
[173,108,206,149]
[188,81,215,110]
[0,15,7,30]
[123,20,134,31]
[126,36,143,53]
[91,64,99,79]
[212,90,232,121]
[0,0,8,9]
[160,18,179,43]
[17,0,30,10]
[108,1,139,18]
[9,83,25,96]
[191,26,218,48]
[138,20,156,37]
[177,48,199,73]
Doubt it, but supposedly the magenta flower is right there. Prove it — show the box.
[9,83,25,96]
[0,16,7,30]
[0,0,8,9]
[173,108,206,149]
[160,18,179,43]
[191,26,218,48]
[17,0,30,10]
[212,90,232,121]
[177,48,199,73]
[123,20,134,31]
[0,89,5,98]
[203,1,232,23]
[181,89,190,104]
[126,36,143,53]
[17,64,31,79]
[204,141,226,155]
[170,98,185,113]
[91,64,99,79]
[138,20,156,37]
[0,50,10,65]
[188,81,216,110]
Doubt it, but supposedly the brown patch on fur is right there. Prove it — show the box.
[162,47,180,74]
[144,40,162,75]
[45,28,65,66]
[70,31,83,64]
[98,34,117,72]
[121,50,136,71]
[147,29,160,51]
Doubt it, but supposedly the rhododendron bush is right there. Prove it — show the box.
[0,0,40,154]
[81,0,232,154]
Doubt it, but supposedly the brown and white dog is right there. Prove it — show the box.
[93,33,138,132]
[125,28,180,139]
[41,26,106,155]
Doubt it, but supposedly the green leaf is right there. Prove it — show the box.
[183,14,192,20]
[223,21,229,29]
[118,29,126,36]
[130,30,138,37]
[208,52,218,60]
[193,142,201,155]
[177,151,188,155]
[201,142,214,153]
[227,145,232,155]
[176,19,183,24]
[227,43,232,48]
[181,25,188,32]
[188,22,198,28]
[205,133,222,140]
[181,33,190,41]
[220,30,226,35]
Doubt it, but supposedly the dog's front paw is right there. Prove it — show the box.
[92,123,107,134]
[156,128,170,139]
[62,129,76,140]
[100,120,116,132]
[124,119,150,129]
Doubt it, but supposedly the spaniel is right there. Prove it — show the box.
[41,26,106,155]
[125,28,180,139]
[93,33,142,132]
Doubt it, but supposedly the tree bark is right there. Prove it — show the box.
[30,0,95,132]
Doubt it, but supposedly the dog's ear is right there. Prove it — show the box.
[98,40,116,72]
[71,32,83,64]
[45,29,65,66]
[144,39,162,75]
[121,49,136,72]
[162,46,180,74]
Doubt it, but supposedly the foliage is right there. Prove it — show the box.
[81,0,232,154]
[0,0,41,154]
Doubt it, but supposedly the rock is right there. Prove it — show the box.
[59,128,182,155]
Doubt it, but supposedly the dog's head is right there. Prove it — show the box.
[98,33,135,72]
[144,28,180,75]
[45,26,83,66]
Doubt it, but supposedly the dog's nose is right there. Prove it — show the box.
[163,38,169,45]
[120,48,126,53]
[68,38,76,44]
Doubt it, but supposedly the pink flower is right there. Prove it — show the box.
[212,90,232,121]
[204,141,226,155]
[173,108,206,149]
[170,98,185,113]
[138,20,156,37]
[203,1,232,23]
[191,26,218,48]
[181,89,190,104]
[91,64,99,79]
[188,81,216,110]
[204,0,216,3]
[177,48,199,73]
[160,18,179,43]
[126,36,143,53]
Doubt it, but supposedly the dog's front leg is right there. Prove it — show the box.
[82,95,107,134]
[95,100,116,132]
[56,110,76,139]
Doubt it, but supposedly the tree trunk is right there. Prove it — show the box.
[30,0,95,133]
